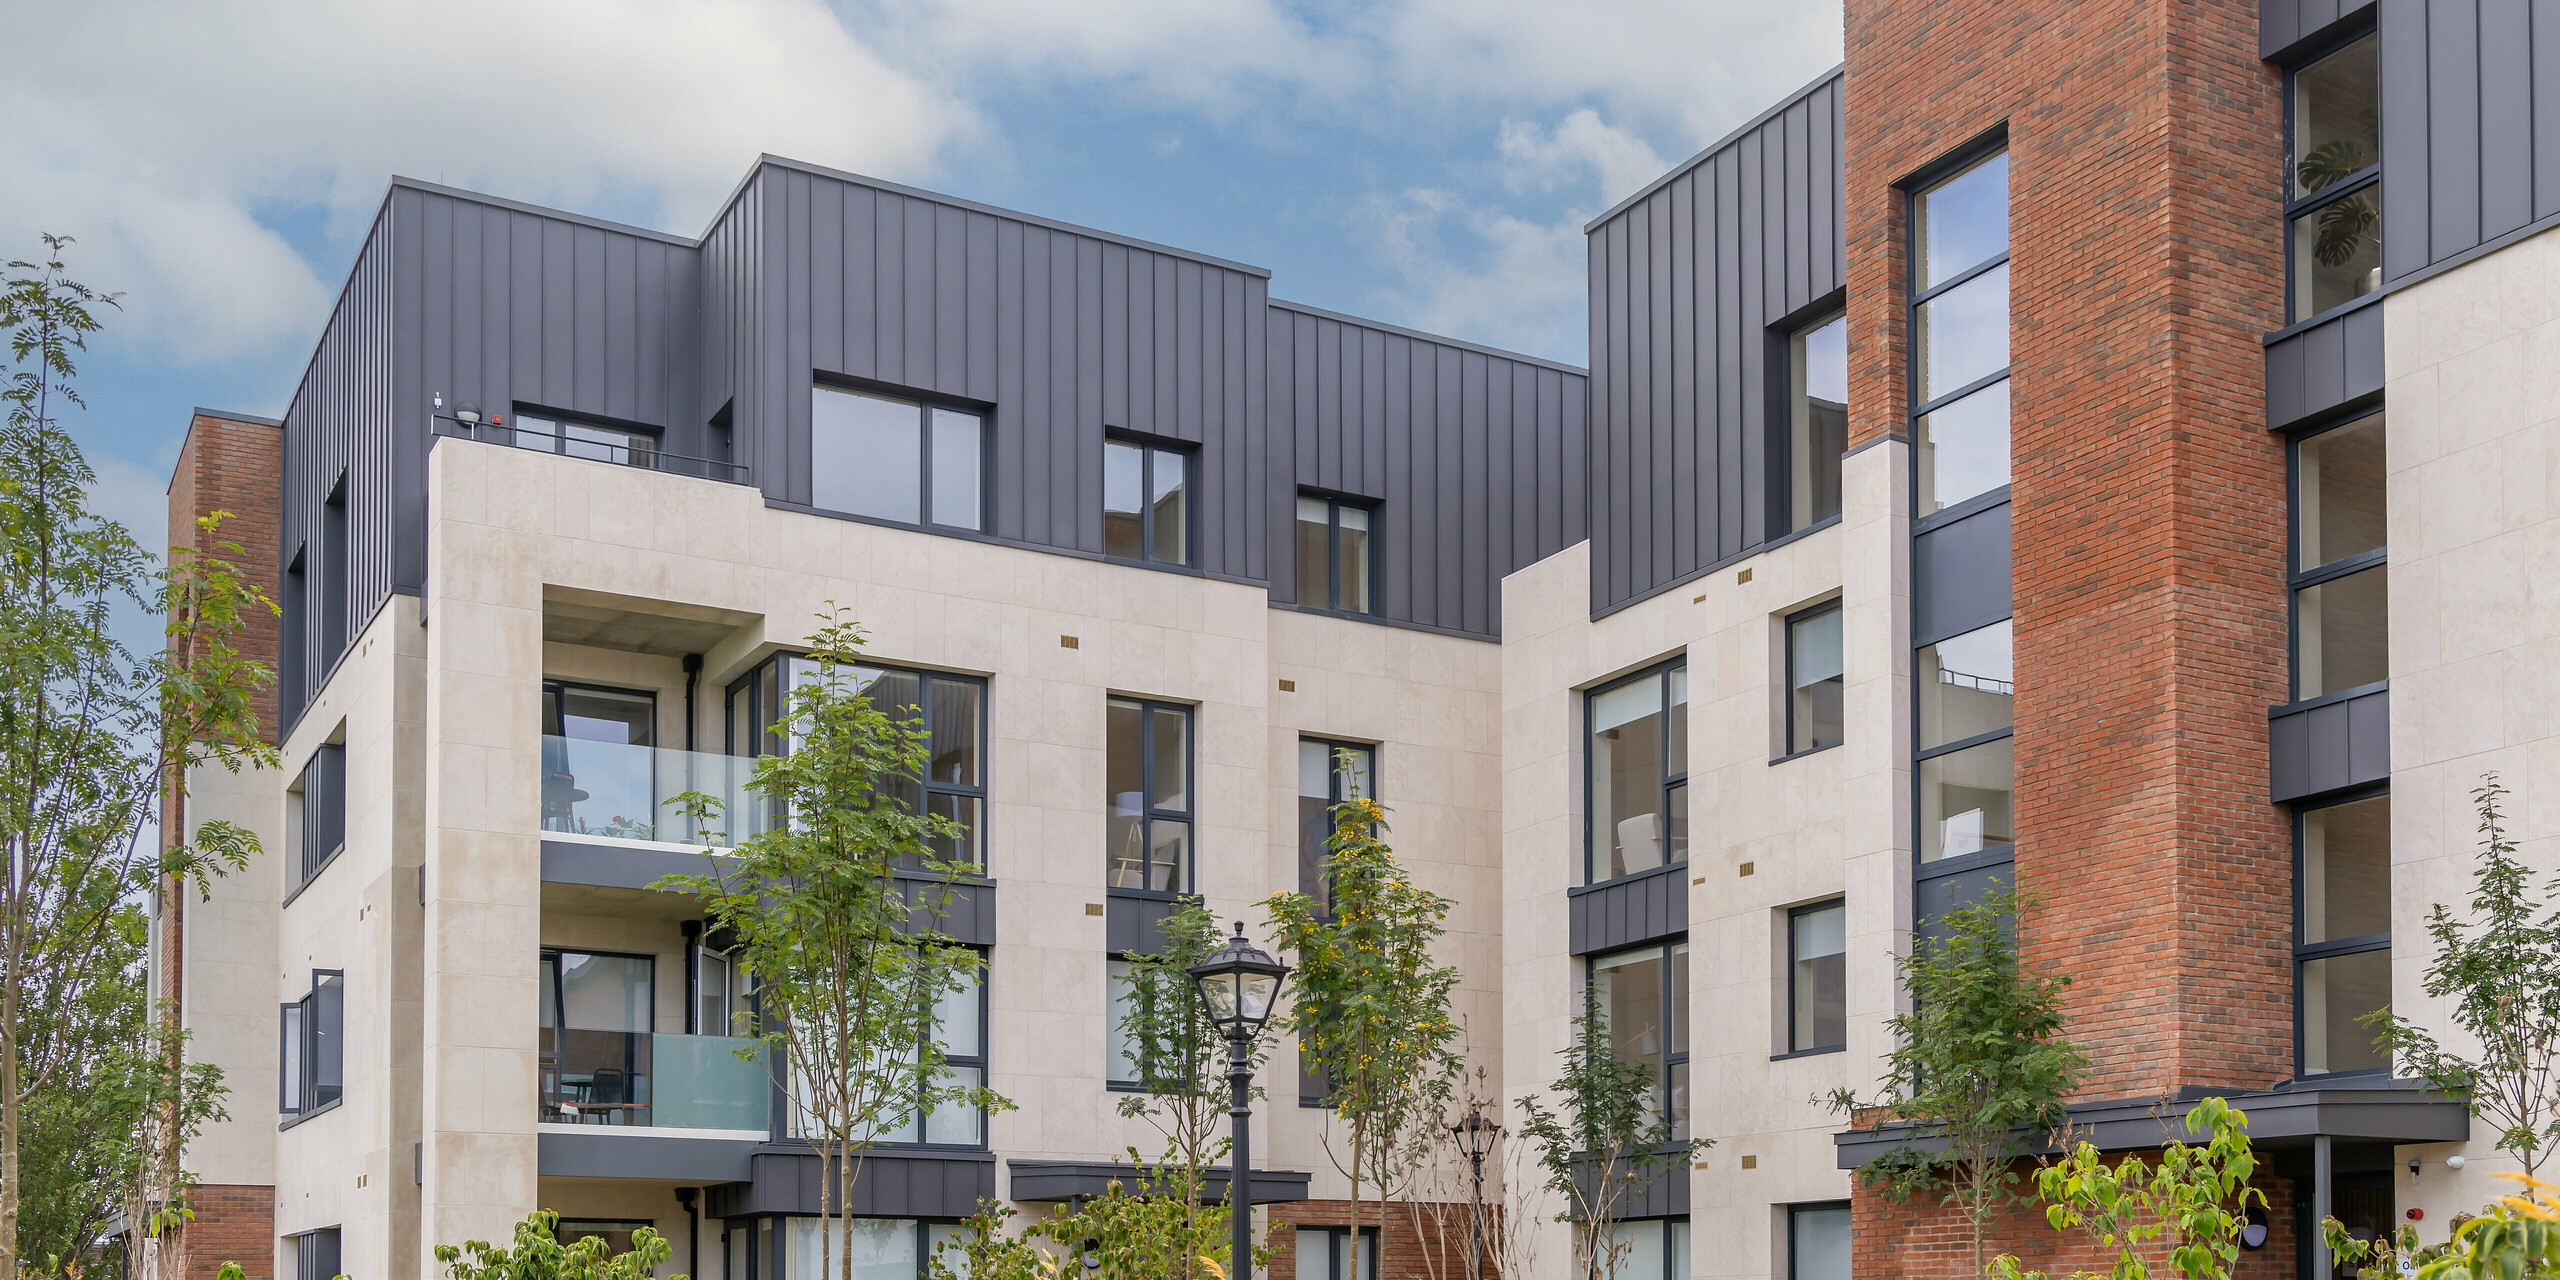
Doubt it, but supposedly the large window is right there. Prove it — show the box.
[727,655,987,869]
[1298,738,1376,910]
[1598,1219,1691,1280]
[1296,495,1375,614]
[2292,412,2388,699]
[1789,1204,1852,1280]
[1910,151,2011,518]
[511,411,658,469]
[1104,438,1192,566]
[729,1216,971,1280]
[2298,793,2391,1076]
[1784,310,1848,533]
[1107,698,1192,894]
[279,969,344,1116]
[1787,900,1847,1055]
[1587,662,1688,884]
[1592,943,1689,1138]
[1294,1227,1376,1280]
[1785,602,1845,756]
[810,383,984,531]
[1917,619,2014,863]
[539,948,653,1125]
[291,739,346,889]
[2288,31,2382,321]
[790,965,988,1147]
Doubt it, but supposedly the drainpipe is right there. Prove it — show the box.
[683,654,703,752]
[677,1187,700,1280]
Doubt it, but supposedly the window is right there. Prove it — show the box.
[512,412,659,469]
[1784,311,1848,533]
[1591,943,1689,1138]
[1294,1227,1376,1280]
[792,965,988,1147]
[810,383,984,531]
[726,655,986,868]
[321,473,349,664]
[1106,698,1191,894]
[293,1229,341,1280]
[1297,738,1376,909]
[1597,1219,1690,1280]
[540,681,656,840]
[1787,901,1847,1054]
[2288,32,2382,321]
[2298,793,2391,1076]
[695,940,740,1037]
[1910,151,2011,518]
[281,544,307,725]
[558,1222,655,1256]
[540,948,654,1125]
[1917,620,2014,863]
[1785,603,1844,756]
[1103,439,1191,566]
[279,970,344,1115]
[1788,1204,1852,1280]
[1296,495,1374,614]
[2292,412,2388,699]
[1587,663,1688,884]
[1107,958,1141,1087]
[291,740,346,888]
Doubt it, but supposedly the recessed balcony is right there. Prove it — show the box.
[541,733,767,850]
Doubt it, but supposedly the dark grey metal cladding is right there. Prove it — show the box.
[537,1129,759,1181]
[2260,0,2376,58]
[2270,685,2391,802]
[1005,1161,1310,1204]
[2266,304,2385,430]
[2377,0,2560,285]
[897,876,997,949]
[1915,856,2012,941]
[1573,1154,1688,1218]
[540,839,734,890]
[707,1149,996,1219]
[1566,864,1687,955]
[1583,68,1845,616]
[1912,503,2014,646]
[1104,895,1180,956]
[1265,302,1588,636]
[716,159,1271,579]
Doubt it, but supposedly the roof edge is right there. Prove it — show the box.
[1269,297,1588,376]
[1586,63,1847,233]
[191,406,283,427]
[388,176,702,248]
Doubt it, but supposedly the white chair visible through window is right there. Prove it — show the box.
[1615,812,1663,877]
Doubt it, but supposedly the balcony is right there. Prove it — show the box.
[539,1029,771,1134]
[541,735,769,849]
[432,414,750,485]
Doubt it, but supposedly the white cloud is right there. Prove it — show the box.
[0,0,977,363]
[1356,187,1589,361]
[1497,109,1669,207]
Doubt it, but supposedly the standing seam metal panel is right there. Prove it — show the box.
[2375,0,2560,287]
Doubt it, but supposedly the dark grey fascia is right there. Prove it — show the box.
[2269,684,2389,803]
[1834,1080,2468,1169]
[1005,1161,1311,1205]
[1566,862,1688,956]
[705,1148,997,1219]
[540,839,736,891]
[537,1129,761,1181]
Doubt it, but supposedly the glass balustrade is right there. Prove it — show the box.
[540,736,769,847]
[538,1029,770,1132]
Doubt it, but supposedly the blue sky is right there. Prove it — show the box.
[2,0,1841,548]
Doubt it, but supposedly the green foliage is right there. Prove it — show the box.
[1830,889,2088,1279]
[2368,775,2560,1178]
[1265,785,1466,1254]
[2327,1173,2560,1280]
[1516,982,1708,1279]
[928,1152,1272,1280]
[1989,1097,2268,1280]
[435,1210,681,1280]
[1108,900,1267,1257]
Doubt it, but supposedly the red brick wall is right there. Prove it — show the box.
[1850,1159,2297,1280]
[172,1183,276,1280]
[165,411,284,746]
[1266,1200,1474,1280]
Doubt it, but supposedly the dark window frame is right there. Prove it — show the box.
[2281,24,2384,325]
[1586,940,1690,1139]
[542,679,659,745]
[1769,296,1850,539]
[1782,600,1847,759]
[1786,1202,1852,1280]
[1904,141,2014,533]
[1592,1216,1691,1279]
[723,654,991,871]
[2285,410,2389,704]
[1582,659,1689,888]
[1102,435,1197,569]
[1106,696,1195,901]
[1296,492,1380,616]
[279,968,345,1117]
[1784,899,1848,1056]
[320,471,349,667]
[1294,1225,1378,1280]
[281,542,308,727]
[506,405,665,470]
[1297,736,1379,906]
[783,952,991,1150]
[719,1214,969,1280]
[293,1227,341,1280]
[2292,785,2393,1080]
[1912,610,2017,894]
[292,738,348,893]
[807,376,991,534]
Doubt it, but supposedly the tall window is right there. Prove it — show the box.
[1104,439,1191,566]
[1296,495,1374,614]
[2292,412,2388,699]
[1297,738,1375,909]
[1592,943,1688,1138]
[281,543,307,726]
[539,948,654,1126]
[1788,1204,1852,1280]
[291,739,346,889]
[1598,1220,1691,1280]
[293,1229,341,1280]
[1294,1227,1376,1280]
[1785,602,1845,756]
[1785,310,1848,533]
[1911,151,2011,519]
[1787,900,1847,1054]
[810,382,984,531]
[1916,619,2014,863]
[726,655,987,869]
[785,965,987,1146]
[2288,31,2382,321]
[539,681,655,840]
[719,1215,969,1280]
[1587,662,1687,884]
[1107,698,1191,894]
[2298,794,2391,1075]
[321,473,349,664]
[511,411,659,468]
[279,969,344,1115]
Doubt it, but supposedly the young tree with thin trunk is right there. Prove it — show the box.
[657,615,1006,1280]
[0,236,274,1277]
[1517,986,1708,1279]
[1109,900,1265,1277]
[1265,786,1466,1273]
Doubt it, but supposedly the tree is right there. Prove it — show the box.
[1265,786,1466,1267]
[2325,1172,2560,1280]
[1108,900,1266,1277]
[928,1149,1272,1280]
[1517,985,1708,1279]
[0,236,275,1276]
[1989,1097,2268,1280]
[2368,774,2560,1179]
[655,614,1007,1280]
[1830,889,2089,1280]
[437,1209,681,1280]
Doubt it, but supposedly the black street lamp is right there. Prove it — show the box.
[1189,921,1290,1280]
[1450,1108,1502,1280]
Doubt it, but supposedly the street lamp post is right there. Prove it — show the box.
[1190,922,1291,1280]
[1450,1108,1502,1280]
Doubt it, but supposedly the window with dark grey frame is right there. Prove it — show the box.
[1786,900,1846,1055]
[809,381,986,532]
[1293,1225,1377,1280]
[321,472,349,666]
[1784,602,1844,757]
[1908,149,2012,523]
[2294,787,2392,1078]
[789,957,989,1147]
[721,1215,971,1280]
[1788,1203,1851,1280]
[1781,309,1848,535]
[1589,941,1689,1138]
[1106,697,1192,895]
[1103,437,1193,567]
[1586,660,1687,885]
[1596,1217,1691,1280]
[510,409,660,470]
[539,947,655,1126]
[2289,411,2387,701]
[280,969,344,1115]
[293,1227,341,1280]
[1297,737,1376,910]
[1295,494,1375,614]
[1915,618,2014,870]
[2284,28,2381,323]
[292,740,346,890]
[726,653,988,869]
[281,543,307,726]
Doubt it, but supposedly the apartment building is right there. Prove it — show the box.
[154,0,2560,1277]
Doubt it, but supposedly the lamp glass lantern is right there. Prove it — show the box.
[1452,1107,1502,1160]
[1189,921,1290,1039]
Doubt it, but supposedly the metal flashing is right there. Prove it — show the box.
[1586,63,1847,232]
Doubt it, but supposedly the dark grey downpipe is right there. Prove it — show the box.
[676,1186,700,1280]
[683,653,703,752]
